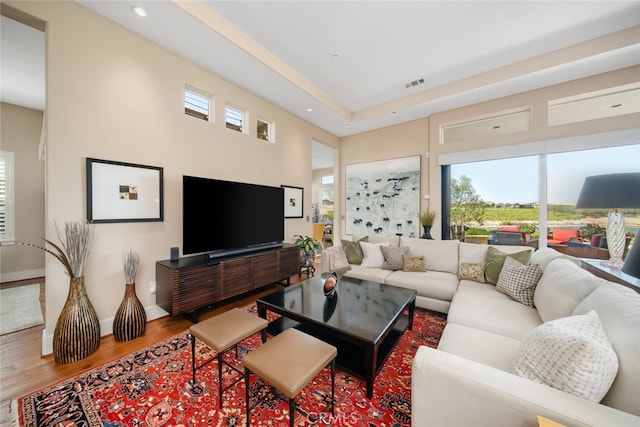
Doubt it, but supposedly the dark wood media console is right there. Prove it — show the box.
[156,244,299,317]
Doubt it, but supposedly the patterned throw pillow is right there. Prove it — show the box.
[458,262,485,283]
[341,236,368,264]
[325,246,352,273]
[496,257,542,307]
[484,246,532,285]
[403,255,427,272]
[381,246,409,270]
[514,310,619,402]
[359,241,389,268]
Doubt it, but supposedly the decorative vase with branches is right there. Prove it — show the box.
[113,249,146,342]
[22,220,100,364]
[419,208,438,239]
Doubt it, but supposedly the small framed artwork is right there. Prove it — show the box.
[86,158,164,223]
[282,185,303,218]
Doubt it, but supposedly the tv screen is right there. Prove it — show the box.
[182,175,284,256]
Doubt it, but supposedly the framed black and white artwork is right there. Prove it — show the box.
[86,158,164,223]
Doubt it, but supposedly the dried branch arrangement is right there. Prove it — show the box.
[123,249,140,284]
[20,220,96,278]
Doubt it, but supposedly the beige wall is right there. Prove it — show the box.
[0,102,45,281]
[6,1,338,354]
[339,67,638,240]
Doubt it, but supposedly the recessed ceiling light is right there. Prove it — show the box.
[331,54,340,61]
[391,111,397,116]
[306,108,313,112]
[132,6,147,17]
[344,124,351,128]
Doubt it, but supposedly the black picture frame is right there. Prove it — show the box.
[282,185,303,218]
[86,158,164,223]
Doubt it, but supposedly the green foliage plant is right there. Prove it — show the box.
[450,175,487,230]
[294,235,321,255]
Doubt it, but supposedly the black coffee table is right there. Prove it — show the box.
[256,275,416,398]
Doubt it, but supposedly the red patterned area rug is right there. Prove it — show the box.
[14,306,446,427]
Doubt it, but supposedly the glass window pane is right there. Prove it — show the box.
[450,156,538,240]
[547,144,640,240]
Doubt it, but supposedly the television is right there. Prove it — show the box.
[182,175,284,257]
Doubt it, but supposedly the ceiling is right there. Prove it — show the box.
[2,1,639,170]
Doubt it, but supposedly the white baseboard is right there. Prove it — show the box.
[1,268,45,284]
[41,304,170,356]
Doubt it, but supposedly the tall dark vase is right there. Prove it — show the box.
[53,276,101,364]
[421,225,434,240]
[113,283,147,342]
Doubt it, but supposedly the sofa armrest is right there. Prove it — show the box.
[412,346,639,427]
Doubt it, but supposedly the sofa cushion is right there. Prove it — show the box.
[402,255,427,272]
[400,237,459,274]
[529,247,580,271]
[359,241,389,268]
[324,245,352,273]
[381,245,409,270]
[514,310,618,403]
[484,246,532,285]
[456,281,515,301]
[496,257,542,307]
[343,264,394,283]
[438,323,522,372]
[385,270,459,302]
[458,262,485,283]
[534,258,601,323]
[448,292,542,340]
[572,282,640,415]
[341,236,368,264]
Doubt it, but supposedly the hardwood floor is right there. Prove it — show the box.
[0,271,310,427]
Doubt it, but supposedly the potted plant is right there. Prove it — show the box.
[294,234,321,270]
[419,208,438,239]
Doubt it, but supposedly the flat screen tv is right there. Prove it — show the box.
[182,175,284,257]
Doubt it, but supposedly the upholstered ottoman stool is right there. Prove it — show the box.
[189,308,268,408]
[243,328,337,427]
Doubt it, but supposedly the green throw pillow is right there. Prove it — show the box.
[341,236,369,264]
[484,246,532,285]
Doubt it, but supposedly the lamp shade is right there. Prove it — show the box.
[575,173,640,209]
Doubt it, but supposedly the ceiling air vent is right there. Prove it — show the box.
[405,78,425,89]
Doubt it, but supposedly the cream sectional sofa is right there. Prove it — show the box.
[321,235,532,313]
[320,237,640,426]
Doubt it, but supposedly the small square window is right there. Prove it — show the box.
[257,118,274,142]
[226,104,245,133]
[321,175,334,185]
[184,88,211,121]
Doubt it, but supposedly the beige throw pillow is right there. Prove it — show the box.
[458,262,485,283]
[403,255,427,272]
[514,310,619,402]
[325,246,352,273]
[381,246,409,270]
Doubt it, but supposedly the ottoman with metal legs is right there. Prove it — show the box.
[189,308,268,408]
[243,328,337,427]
